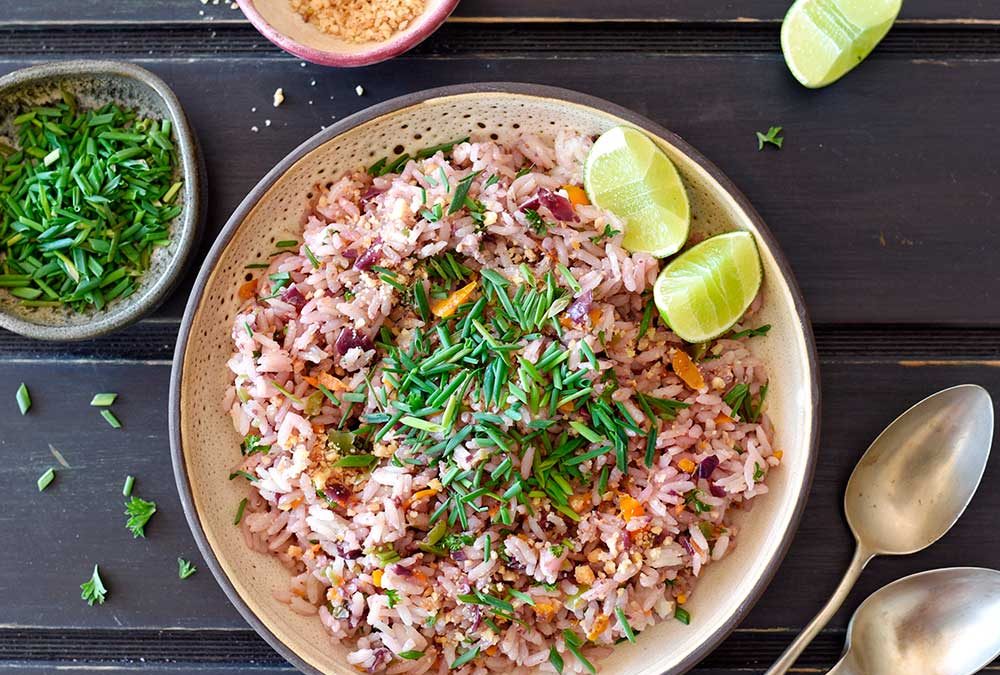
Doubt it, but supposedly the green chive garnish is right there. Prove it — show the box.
[398,650,425,660]
[100,409,121,429]
[90,392,117,407]
[674,606,691,625]
[234,497,248,525]
[615,606,636,642]
[122,475,134,497]
[450,647,480,669]
[0,96,182,313]
[15,383,30,415]
[37,467,55,492]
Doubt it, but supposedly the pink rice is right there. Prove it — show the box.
[226,131,778,673]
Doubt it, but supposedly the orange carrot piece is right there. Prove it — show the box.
[671,349,706,390]
[238,279,257,300]
[430,280,478,318]
[619,494,645,522]
[563,184,590,206]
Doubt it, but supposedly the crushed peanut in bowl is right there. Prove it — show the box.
[290,0,426,44]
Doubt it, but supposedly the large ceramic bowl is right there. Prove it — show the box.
[171,83,819,675]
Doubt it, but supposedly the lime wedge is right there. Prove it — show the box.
[584,126,690,258]
[653,231,762,343]
[781,0,901,88]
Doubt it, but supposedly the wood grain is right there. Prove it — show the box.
[2,53,992,325]
[1,0,998,25]
[1,359,997,673]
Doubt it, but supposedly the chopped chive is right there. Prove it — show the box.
[674,606,691,625]
[233,497,248,525]
[508,588,535,606]
[332,454,378,469]
[15,383,30,414]
[556,263,582,294]
[398,650,425,660]
[303,245,320,268]
[90,392,117,407]
[562,630,596,675]
[275,240,298,248]
[37,467,55,492]
[122,475,134,496]
[228,470,256,481]
[615,606,636,642]
[450,646,479,669]
[101,409,122,429]
[549,646,564,674]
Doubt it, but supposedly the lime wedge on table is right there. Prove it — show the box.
[781,0,901,88]
[584,126,690,258]
[653,232,762,343]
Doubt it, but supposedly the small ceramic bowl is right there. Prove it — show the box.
[172,83,819,675]
[237,0,460,67]
[0,61,203,341]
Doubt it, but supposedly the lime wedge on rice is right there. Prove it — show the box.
[584,126,690,258]
[653,231,762,343]
[781,0,901,88]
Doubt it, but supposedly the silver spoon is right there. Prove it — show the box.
[829,567,1000,675]
[767,384,994,675]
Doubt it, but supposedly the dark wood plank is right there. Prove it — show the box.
[2,0,998,25]
[2,359,997,650]
[0,51,991,325]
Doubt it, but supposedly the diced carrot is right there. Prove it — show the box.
[588,308,602,324]
[559,316,575,329]
[414,570,428,584]
[533,602,557,619]
[372,569,383,588]
[301,375,319,387]
[619,494,645,522]
[430,280,478,318]
[404,487,439,508]
[714,412,733,426]
[773,450,784,461]
[287,545,303,559]
[677,594,688,605]
[238,279,257,300]
[558,402,576,414]
[673,503,686,516]
[563,184,590,206]
[670,348,706,391]
[318,372,340,389]
[587,614,610,641]
[677,458,696,474]
[486,646,498,656]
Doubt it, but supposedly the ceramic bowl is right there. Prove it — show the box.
[236,0,459,67]
[0,60,202,341]
[171,83,819,675]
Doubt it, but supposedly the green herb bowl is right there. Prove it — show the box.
[0,60,203,341]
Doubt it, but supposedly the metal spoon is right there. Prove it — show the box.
[767,384,994,674]
[829,567,1000,675]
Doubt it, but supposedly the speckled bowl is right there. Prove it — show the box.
[237,0,459,67]
[171,84,819,675]
[0,61,202,341]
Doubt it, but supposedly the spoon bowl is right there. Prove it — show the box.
[846,385,995,555]
[831,568,1000,675]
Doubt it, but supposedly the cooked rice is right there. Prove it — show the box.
[226,131,778,673]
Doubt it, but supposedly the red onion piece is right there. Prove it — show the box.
[280,284,306,308]
[709,483,728,498]
[697,455,719,480]
[360,186,383,208]
[679,536,694,555]
[565,290,593,324]
[342,248,358,260]
[335,328,373,355]
[537,188,578,222]
[353,239,382,271]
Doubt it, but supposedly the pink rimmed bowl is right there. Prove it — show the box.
[236,0,460,67]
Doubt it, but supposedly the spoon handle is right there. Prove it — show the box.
[765,544,872,675]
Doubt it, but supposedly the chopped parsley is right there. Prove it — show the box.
[124,496,156,538]
[385,588,401,608]
[589,224,621,245]
[177,558,197,580]
[753,462,765,482]
[756,126,783,151]
[523,208,548,235]
[80,564,108,606]
[241,434,270,455]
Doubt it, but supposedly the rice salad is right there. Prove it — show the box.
[225,131,778,674]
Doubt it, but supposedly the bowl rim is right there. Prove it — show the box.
[0,59,203,341]
[170,82,820,675]
[236,0,461,67]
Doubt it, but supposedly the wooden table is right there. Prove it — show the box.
[2,2,999,673]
